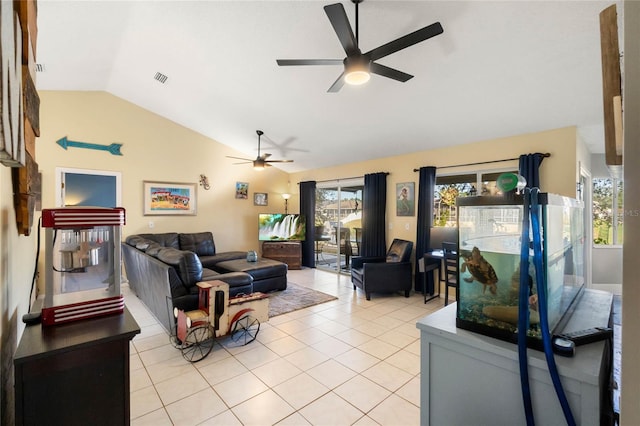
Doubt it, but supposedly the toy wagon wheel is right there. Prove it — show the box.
[230,314,260,346]
[181,324,214,363]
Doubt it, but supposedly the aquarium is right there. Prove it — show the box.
[455,194,584,349]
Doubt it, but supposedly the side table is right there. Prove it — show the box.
[14,308,140,426]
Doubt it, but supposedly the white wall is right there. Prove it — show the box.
[620,0,640,423]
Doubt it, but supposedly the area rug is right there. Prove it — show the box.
[268,282,338,317]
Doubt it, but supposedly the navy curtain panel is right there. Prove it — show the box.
[415,166,436,292]
[299,181,316,267]
[519,153,546,189]
[361,172,387,257]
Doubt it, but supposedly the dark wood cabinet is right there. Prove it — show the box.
[262,241,302,269]
[14,308,140,426]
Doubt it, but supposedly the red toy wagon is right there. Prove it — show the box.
[172,280,269,362]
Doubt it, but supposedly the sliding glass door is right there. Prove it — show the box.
[314,178,363,274]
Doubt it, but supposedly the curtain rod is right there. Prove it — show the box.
[299,172,389,185]
[412,153,551,172]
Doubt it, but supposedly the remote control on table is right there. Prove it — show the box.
[555,326,613,346]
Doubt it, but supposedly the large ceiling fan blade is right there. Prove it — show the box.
[370,62,413,82]
[265,160,294,164]
[365,22,444,61]
[277,59,343,66]
[324,3,359,56]
[226,155,253,161]
[327,71,346,93]
[233,161,253,165]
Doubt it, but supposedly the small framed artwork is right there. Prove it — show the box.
[235,182,249,199]
[143,181,197,216]
[254,192,268,206]
[396,182,415,216]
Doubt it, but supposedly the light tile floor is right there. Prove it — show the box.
[127,268,446,425]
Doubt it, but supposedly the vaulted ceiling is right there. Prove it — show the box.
[35,0,620,172]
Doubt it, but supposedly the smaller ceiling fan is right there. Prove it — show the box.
[227,130,294,171]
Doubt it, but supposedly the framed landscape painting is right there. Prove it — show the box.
[143,181,197,215]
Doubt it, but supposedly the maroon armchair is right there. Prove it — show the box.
[350,239,414,300]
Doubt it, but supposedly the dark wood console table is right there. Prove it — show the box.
[14,307,140,426]
[262,241,302,269]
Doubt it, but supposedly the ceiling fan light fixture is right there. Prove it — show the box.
[344,57,371,85]
[345,69,370,85]
[253,161,266,171]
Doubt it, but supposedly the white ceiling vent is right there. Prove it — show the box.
[154,72,168,84]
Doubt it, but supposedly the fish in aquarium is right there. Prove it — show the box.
[460,247,499,295]
[482,266,540,325]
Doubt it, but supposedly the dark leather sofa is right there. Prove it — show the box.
[350,238,414,300]
[122,232,256,332]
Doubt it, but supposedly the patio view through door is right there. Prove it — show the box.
[315,178,363,274]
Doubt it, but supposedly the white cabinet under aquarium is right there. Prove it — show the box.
[417,290,612,426]
[416,193,614,425]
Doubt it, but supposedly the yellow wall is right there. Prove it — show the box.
[290,126,579,244]
[37,91,291,246]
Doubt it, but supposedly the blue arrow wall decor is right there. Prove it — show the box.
[56,136,123,156]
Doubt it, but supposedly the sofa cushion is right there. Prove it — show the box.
[179,232,216,256]
[201,270,254,296]
[138,233,180,249]
[145,242,164,257]
[155,247,203,287]
[199,251,247,269]
[125,235,150,248]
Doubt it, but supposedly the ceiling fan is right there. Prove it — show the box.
[276,0,443,92]
[227,130,293,171]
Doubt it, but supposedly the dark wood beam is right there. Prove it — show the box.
[600,4,623,167]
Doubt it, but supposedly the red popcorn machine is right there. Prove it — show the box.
[41,207,126,326]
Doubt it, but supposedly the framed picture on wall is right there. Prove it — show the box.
[235,182,249,199]
[396,182,415,216]
[143,181,197,215]
[254,192,268,206]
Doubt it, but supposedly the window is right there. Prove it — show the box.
[434,169,517,227]
[592,177,624,245]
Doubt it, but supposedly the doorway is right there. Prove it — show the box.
[315,178,363,274]
[56,167,122,208]
[578,164,592,288]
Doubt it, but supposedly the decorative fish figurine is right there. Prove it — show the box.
[460,246,498,295]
